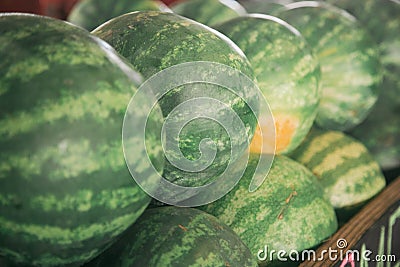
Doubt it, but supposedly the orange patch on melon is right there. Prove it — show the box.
[250,114,299,154]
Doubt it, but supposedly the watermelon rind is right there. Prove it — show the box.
[171,0,247,27]
[85,206,258,267]
[289,127,386,216]
[67,0,171,31]
[214,14,320,155]
[276,1,383,131]
[200,155,338,266]
[92,11,265,203]
[0,13,164,266]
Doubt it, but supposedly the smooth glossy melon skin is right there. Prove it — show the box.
[85,206,258,267]
[215,14,320,155]
[68,0,170,31]
[0,13,163,267]
[92,11,259,188]
[171,0,247,27]
[327,0,400,170]
[200,155,338,266]
[289,127,386,218]
[276,1,382,131]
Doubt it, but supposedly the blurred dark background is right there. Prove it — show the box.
[0,0,179,19]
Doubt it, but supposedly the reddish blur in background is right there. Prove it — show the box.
[0,0,179,20]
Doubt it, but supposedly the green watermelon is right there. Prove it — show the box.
[92,11,260,202]
[276,1,382,131]
[349,68,400,171]
[67,0,170,31]
[214,14,321,155]
[239,0,293,14]
[289,127,386,220]
[85,206,258,267]
[327,0,400,170]
[170,0,247,27]
[200,155,338,266]
[0,13,164,266]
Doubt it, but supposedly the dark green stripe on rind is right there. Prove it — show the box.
[289,127,386,209]
[92,11,259,187]
[86,207,258,267]
[276,2,382,131]
[67,0,169,31]
[0,14,164,266]
[200,155,337,266]
[214,14,320,154]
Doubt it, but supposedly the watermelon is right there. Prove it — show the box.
[349,68,400,171]
[289,127,386,220]
[327,0,400,170]
[92,11,262,204]
[0,13,164,266]
[200,155,338,266]
[85,206,258,267]
[276,1,382,131]
[170,0,247,27]
[214,14,321,155]
[67,0,171,31]
[239,0,293,14]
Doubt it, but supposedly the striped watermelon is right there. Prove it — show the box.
[289,127,386,220]
[67,0,170,31]
[171,0,247,27]
[200,155,338,266]
[327,0,400,170]
[92,11,259,190]
[276,1,382,131]
[86,206,258,267]
[214,14,321,154]
[0,14,164,266]
[239,0,293,14]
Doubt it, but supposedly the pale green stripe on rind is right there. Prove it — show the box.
[328,164,385,207]
[0,87,131,139]
[311,142,368,175]
[1,247,99,267]
[0,213,138,245]
[0,194,17,206]
[292,131,344,163]
[289,128,386,209]
[0,139,125,180]
[36,39,110,67]
[5,57,49,83]
[155,214,218,266]
[29,187,144,212]
[188,253,220,267]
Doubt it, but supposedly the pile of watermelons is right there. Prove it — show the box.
[0,0,399,266]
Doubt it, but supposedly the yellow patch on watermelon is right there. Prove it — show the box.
[249,113,299,154]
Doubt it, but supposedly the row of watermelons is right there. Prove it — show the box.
[0,0,398,266]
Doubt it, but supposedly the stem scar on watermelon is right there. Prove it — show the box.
[0,13,164,267]
[92,11,276,206]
